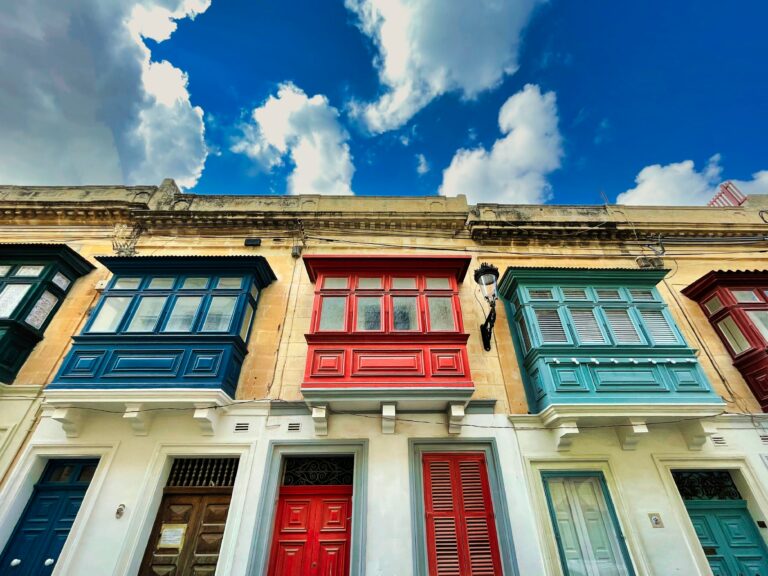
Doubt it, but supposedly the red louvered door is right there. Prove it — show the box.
[268,485,352,576]
[423,453,503,576]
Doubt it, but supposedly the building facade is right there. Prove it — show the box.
[0,181,767,575]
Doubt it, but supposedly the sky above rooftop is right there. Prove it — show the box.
[1,1,766,205]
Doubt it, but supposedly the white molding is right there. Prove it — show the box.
[312,405,328,436]
[447,403,465,435]
[123,403,152,436]
[534,403,725,428]
[193,406,220,436]
[615,418,649,451]
[51,407,83,438]
[381,403,396,435]
[554,419,579,451]
[43,388,232,406]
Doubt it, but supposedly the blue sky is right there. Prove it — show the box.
[2,1,767,205]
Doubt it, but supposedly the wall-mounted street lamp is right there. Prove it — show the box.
[474,262,499,351]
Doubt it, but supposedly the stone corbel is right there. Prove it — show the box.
[123,403,152,436]
[555,419,580,451]
[615,418,649,450]
[448,403,465,435]
[51,407,82,438]
[312,405,328,436]
[382,403,396,435]
[679,419,717,451]
[193,405,220,436]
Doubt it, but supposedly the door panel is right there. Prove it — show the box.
[0,460,97,576]
[268,486,352,576]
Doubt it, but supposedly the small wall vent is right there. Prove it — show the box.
[711,435,727,447]
[760,434,768,445]
[234,422,250,433]
[287,422,301,432]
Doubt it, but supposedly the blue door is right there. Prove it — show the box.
[686,500,768,576]
[0,459,98,576]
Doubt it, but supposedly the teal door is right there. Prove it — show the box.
[0,460,98,576]
[686,500,768,576]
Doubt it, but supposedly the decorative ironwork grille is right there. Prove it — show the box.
[167,457,239,487]
[282,456,354,486]
[672,470,742,500]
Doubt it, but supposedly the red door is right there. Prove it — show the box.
[423,452,503,576]
[268,485,352,576]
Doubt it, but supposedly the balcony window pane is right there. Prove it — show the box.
[0,284,32,317]
[357,296,381,331]
[148,277,175,290]
[535,308,568,343]
[428,297,455,330]
[426,277,451,290]
[25,291,59,329]
[732,290,759,303]
[202,296,238,332]
[717,316,750,354]
[323,277,347,289]
[358,277,382,289]
[747,310,768,343]
[182,277,209,290]
[392,277,416,290]
[562,288,588,300]
[113,277,141,290]
[14,265,44,277]
[0,265,10,276]
[529,288,554,300]
[239,303,255,341]
[216,277,243,289]
[518,318,532,353]
[163,296,202,332]
[52,272,71,291]
[703,295,724,315]
[319,296,346,331]
[393,296,418,330]
[570,309,605,343]
[596,289,621,300]
[605,309,642,343]
[126,296,167,332]
[89,296,131,332]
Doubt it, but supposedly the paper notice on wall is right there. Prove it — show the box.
[158,524,187,549]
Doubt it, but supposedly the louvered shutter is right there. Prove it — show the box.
[423,453,502,576]
[604,309,642,343]
[639,309,678,344]
[570,309,605,343]
[529,288,554,300]
[535,309,568,343]
[562,288,588,300]
[628,289,654,301]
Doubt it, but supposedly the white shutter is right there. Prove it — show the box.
[640,309,678,344]
[570,309,605,343]
[535,309,568,343]
[604,309,641,343]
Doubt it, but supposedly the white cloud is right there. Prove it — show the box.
[616,155,768,205]
[0,0,209,188]
[416,153,429,175]
[439,84,562,204]
[232,83,354,195]
[345,0,542,133]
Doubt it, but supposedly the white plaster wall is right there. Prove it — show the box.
[2,410,768,575]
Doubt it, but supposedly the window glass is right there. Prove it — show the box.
[392,296,418,330]
[323,277,347,289]
[239,303,255,341]
[125,296,167,332]
[428,297,455,330]
[181,277,209,290]
[249,284,259,301]
[216,277,243,289]
[202,296,237,332]
[596,289,621,300]
[717,316,750,354]
[529,288,554,300]
[0,284,32,318]
[392,277,416,290]
[562,288,588,300]
[89,296,131,332]
[356,296,382,331]
[77,465,97,483]
[518,318,532,353]
[535,308,568,342]
[148,277,175,290]
[0,265,10,276]
[25,291,59,329]
[629,289,655,301]
[703,295,724,315]
[605,309,642,343]
[747,310,768,343]
[47,464,75,483]
[319,296,346,331]
[113,277,141,290]
[732,290,760,303]
[14,265,44,277]
[52,272,71,291]
[163,296,202,332]
[358,277,382,289]
[426,277,451,290]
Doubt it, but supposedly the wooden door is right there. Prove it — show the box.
[268,485,352,576]
[139,490,232,576]
[0,459,97,576]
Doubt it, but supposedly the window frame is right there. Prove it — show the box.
[311,271,463,336]
[84,273,259,341]
[0,259,73,333]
